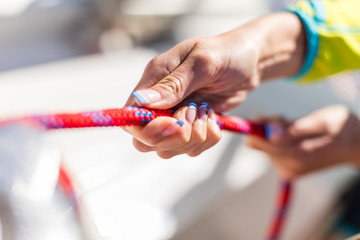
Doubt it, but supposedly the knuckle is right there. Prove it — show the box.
[209,126,222,143]
[160,74,185,96]
[192,51,217,74]
[147,56,162,69]
[146,55,177,76]
[179,131,191,145]
[192,128,207,143]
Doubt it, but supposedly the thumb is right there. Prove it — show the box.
[131,60,200,109]
[287,114,327,140]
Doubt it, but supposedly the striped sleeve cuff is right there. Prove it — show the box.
[288,8,319,81]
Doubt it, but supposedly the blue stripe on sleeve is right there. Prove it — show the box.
[288,8,319,80]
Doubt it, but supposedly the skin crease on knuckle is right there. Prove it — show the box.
[187,123,221,157]
[159,74,186,99]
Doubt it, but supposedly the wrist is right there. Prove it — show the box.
[246,13,307,81]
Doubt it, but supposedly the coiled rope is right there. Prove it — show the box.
[0,106,292,240]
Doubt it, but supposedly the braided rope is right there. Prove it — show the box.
[0,106,290,240]
[0,106,266,137]
[267,180,293,240]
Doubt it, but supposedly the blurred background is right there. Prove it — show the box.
[0,0,359,240]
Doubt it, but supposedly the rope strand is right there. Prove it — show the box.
[1,106,290,240]
[0,106,266,137]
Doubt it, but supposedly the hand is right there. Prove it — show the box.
[128,35,259,113]
[126,102,221,159]
[247,105,360,179]
[127,12,305,112]
[124,13,306,158]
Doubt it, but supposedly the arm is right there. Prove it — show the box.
[126,12,306,112]
[123,12,306,158]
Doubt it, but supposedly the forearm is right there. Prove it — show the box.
[255,13,306,81]
[219,12,306,81]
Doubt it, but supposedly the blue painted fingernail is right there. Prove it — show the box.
[186,102,197,123]
[132,90,161,105]
[132,91,147,104]
[176,120,185,127]
[189,102,197,108]
[200,102,208,107]
[199,102,208,120]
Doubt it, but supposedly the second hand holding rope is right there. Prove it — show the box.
[0,106,292,240]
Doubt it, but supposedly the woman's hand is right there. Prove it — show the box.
[127,102,221,159]
[247,105,360,179]
[128,34,260,113]
[124,13,306,158]
[127,13,305,113]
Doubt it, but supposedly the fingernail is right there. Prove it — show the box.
[132,89,161,105]
[186,102,197,124]
[162,120,184,137]
[198,102,208,121]
[265,123,284,140]
[208,107,216,121]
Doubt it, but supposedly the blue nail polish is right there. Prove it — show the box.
[132,91,148,104]
[189,102,197,108]
[198,102,208,120]
[200,102,208,107]
[176,120,185,127]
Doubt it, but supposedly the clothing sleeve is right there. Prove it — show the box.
[288,0,360,83]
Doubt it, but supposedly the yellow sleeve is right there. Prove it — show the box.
[288,0,360,83]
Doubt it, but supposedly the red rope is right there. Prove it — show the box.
[58,165,79,214]
[266,180,293,240]
[0,106,290,240]
[0,106,266,137]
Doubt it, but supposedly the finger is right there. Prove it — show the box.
[286,114,327,140]
[128,116,185,147]
[133,107,192,152]
[127,106,187,146]
[131,61,199,109]
[246,136,277,153]
[133,102,198,155]
[187,107,221,157]
[131,44,221,109]
[126,39,199,106]
[132,137,154,152]
[157,102,208,159]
